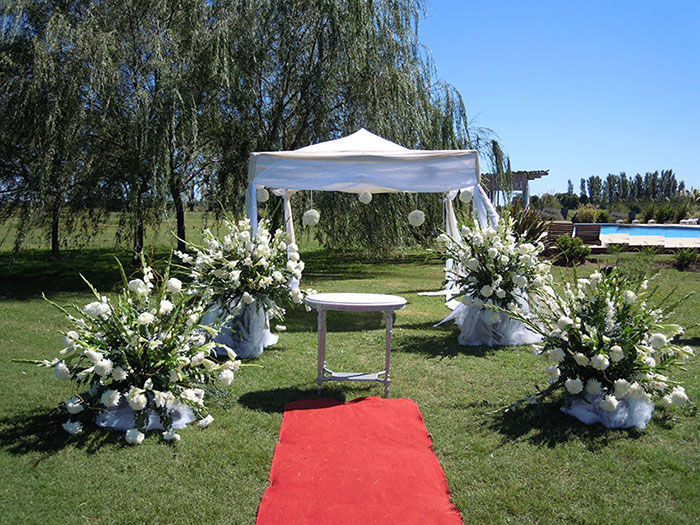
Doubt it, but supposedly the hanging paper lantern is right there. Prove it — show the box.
[459,189,473,204]
[358,191,373,204]
[302,209,320,226]
[408,209,425,227]
[256,187,270,203]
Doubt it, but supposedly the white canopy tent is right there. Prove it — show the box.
[246,129,499,249]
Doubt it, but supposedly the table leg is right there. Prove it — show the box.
[384,311,393,397]
[316,310,327,395]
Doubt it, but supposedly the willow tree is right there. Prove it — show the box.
[209,0,492,253]
[1,2,97,256]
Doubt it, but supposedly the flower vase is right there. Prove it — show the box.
[213,302,279,359]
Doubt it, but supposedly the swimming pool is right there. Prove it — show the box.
[599,224,700,239]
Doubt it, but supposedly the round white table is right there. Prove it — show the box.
[305,293,407,397]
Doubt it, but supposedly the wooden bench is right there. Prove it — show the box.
[545,222,574,249]
[574,224,602,245]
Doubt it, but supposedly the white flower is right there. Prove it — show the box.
[198,414,214,428]
[303,208,321,226]
[585,378,602,395]
[181,388,205,405]
[137,312,155,325]
[63,330,80,348]
[660,395,674,409]
[143,378,153,390]
[600,395,619,411]
[487,247,499,258]
[112,366,128,382]
[272,271,284,282]
[480,285,493,298]
[84,301,110,318]
[649,333,667,349]
[191,352,206,367]
[55,361,71,381]
[83,349,102,364]
[565,378,584,395]
[573,353,590,366]
[465,258,479,270]
[289,251,300,262]
[623,290,637,304]
[276,324,287,332]
[62,420,83,435]
[128,279,149,296]
[359,191,373,204]
[162,428,181,442]
[101,389,121,407]
[65,397,84,414]
[609,345,625,362]
[550,348,566,363]
[513,275,527,288]
[486,309,500,324]
[126,387,147,411]
[670,386,689,406]
[589,272,602,285]
[242,292,255,305]
[557,316,573,330]
[407,209,425,227]
[219,369,234,386]
[153,390,173,407]
[627,382,648,399]
[125,428,145,445]
[590,354,610,371]
[614,379,630,399]
[495,289,506,299]
[545,366,560,383]
[165,277,182,293]
[158,299,174,315]
[94,358,114,377]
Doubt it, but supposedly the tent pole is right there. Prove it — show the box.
[283,190,296,247]
[245,182,258,237]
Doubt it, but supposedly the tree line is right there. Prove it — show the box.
[575,170,687,206]
[1,0,493,257]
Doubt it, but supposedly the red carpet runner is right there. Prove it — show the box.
[256,397,463,524]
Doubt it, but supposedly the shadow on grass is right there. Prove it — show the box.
[238,385,351,413]
[393,330,498,358]
[282,308,386,333]
[0,408,123,456]
[488,402,644,450]
[0,248,172,301]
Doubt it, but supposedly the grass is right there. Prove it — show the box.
[1,248,699,524]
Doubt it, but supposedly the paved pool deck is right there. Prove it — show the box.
[600,233,700,249]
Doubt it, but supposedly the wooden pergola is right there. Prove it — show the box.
[483,169,549,206]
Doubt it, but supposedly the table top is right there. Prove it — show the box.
[305,292,407,312]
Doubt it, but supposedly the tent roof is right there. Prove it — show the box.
[248,129,480,193]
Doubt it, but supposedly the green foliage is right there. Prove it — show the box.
[674,249,698,271]
[653,204,675,224]
[596,209,611,223]
[506,201,551,243]
[571,204,599,223]
[552,235,590,266]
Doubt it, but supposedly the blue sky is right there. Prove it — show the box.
[419,0,700,195]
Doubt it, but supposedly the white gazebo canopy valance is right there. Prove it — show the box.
[245,128,499,237]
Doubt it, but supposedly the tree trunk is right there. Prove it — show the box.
[51,196,61,259]
[133,190,144,259]
[171,183,186,252]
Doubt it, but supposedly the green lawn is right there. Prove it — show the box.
[1,249,698,524]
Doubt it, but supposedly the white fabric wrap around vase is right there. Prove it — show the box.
[561,394,654,430]
[437,299,541,347]
[95,398,196,432]
[203,302,279,359]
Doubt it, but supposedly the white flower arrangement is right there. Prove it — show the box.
[506,269,693,426]
[441,217,552,319]
[176,218,314,321]
[34,258,241,444]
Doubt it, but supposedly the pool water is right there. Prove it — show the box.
[599,224,700,238]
